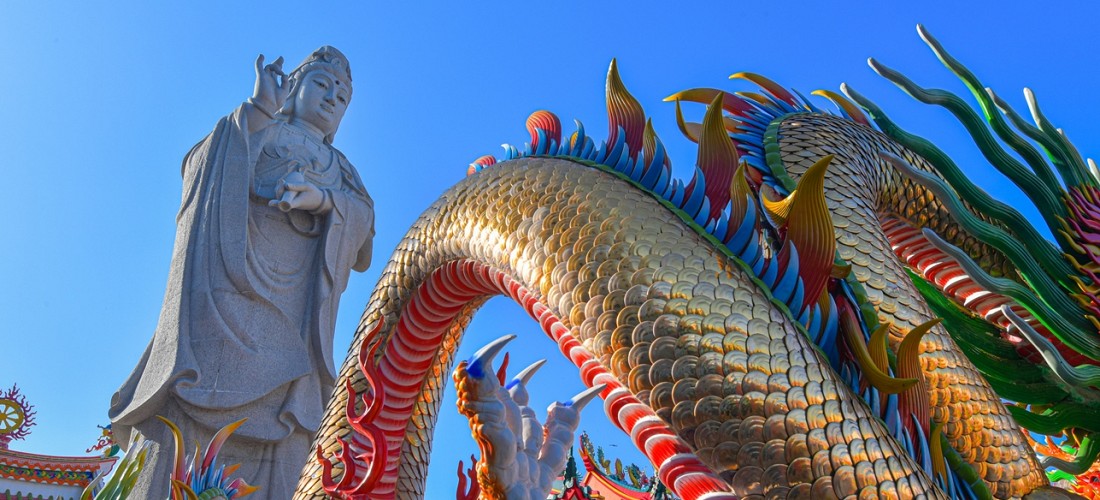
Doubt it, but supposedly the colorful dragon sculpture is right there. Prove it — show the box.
[293,25,1100,499]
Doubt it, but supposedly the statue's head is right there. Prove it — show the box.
[279,46,353,144]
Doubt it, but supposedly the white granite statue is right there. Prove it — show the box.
[109,46,374,498]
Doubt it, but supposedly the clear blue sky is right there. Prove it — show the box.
[2,1,1098,497]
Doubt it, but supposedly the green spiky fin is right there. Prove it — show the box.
[908,270,1068,403]
[1039,433,1100,475]
[848,83,1080,292]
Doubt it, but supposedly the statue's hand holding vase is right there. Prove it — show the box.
[271,171,330,214]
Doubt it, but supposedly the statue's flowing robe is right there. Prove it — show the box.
[109,103,373,455]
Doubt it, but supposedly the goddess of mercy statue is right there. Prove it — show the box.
[109,46,374,498]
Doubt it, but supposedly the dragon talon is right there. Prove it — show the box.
[566,384,606,411]
[507,359,546,406]
[467,334,517,379]
[510,359,546,387]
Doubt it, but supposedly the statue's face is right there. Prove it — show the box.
[292,70,350,138]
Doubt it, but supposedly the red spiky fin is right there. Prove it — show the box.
[761,155,837,311]
[495,352,510,386]
[812,89,871,127]
[730,72,799,107]
[642,118,669,169]
[468,155,497,176]
[690,93,741,221]
[672,99,701,143]
[606,59,646,158]
[728,162,753,225]
[526,110,561,152]
[665,88,757,117]
[201,418,247,472]
[896,319,940,444]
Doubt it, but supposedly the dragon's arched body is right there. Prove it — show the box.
[294,28,1100,499]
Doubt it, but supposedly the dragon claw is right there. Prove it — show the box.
[507,359,546,406]
[455,336,606,499]
[510,359,547,387]
[566,383,606,411]
[467,334,517,379]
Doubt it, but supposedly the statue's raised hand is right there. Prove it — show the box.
[252,54,288,116]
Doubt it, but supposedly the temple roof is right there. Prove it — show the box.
[0,448,116,488]
[547,433,677,500]
[548,450,597,500]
